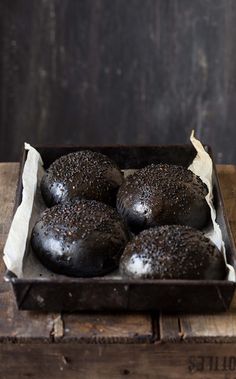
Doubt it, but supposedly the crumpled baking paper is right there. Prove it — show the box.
[3,143,44,278]
[188,131,235,281]
[3,136,235,281]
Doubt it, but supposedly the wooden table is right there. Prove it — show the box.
[1,163,236,379]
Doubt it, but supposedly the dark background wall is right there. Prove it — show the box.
[0,0,236,163]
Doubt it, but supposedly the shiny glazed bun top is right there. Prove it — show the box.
[31,199,129,277]
[117,163,210,232]
[41,150,124,207]
[120,225,226,280]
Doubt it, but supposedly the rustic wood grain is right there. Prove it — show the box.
[61,313,153,343]
[1,0,236,163]
[217,165,236,244]
[216,165,236,309]
[159,313,181,342]
[179,313,236,343]
[0,163,153,343]
[0,282,55,342]
[160,311,236,344]
[1,343,236,378]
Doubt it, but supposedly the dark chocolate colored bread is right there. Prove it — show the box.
[31,199,129,277]
[117,163,210,232]
[41,150,124,207]
[120,225,226,280]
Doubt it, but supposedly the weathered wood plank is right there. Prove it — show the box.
[0,282,55,342]
[1,0,236,164]
[1,343,236,378]
[216,165,236,308]
[217,165,236,310]
[217,165,236,244]
[61,313,153,343]
[179,313,236,343]
[159,313,181,342]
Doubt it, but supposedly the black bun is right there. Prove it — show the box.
[120,225,226,280]
[31,199,129,277]
[41,150,124,207]
[117,163,210,232]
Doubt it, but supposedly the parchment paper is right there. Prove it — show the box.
[3,135,235,281]
[188,131,235,281]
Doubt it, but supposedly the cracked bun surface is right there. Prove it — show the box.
[117,163,210,233]
[41,150,124,207]
[120,225,226,280]
[31,199,129,277]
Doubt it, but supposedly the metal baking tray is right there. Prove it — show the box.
[5,145,236,312]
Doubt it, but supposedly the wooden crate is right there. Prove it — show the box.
[1,163,236,379]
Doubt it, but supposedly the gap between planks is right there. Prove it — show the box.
[160,312,236,343]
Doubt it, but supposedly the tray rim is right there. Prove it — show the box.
[4,270,235,286]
